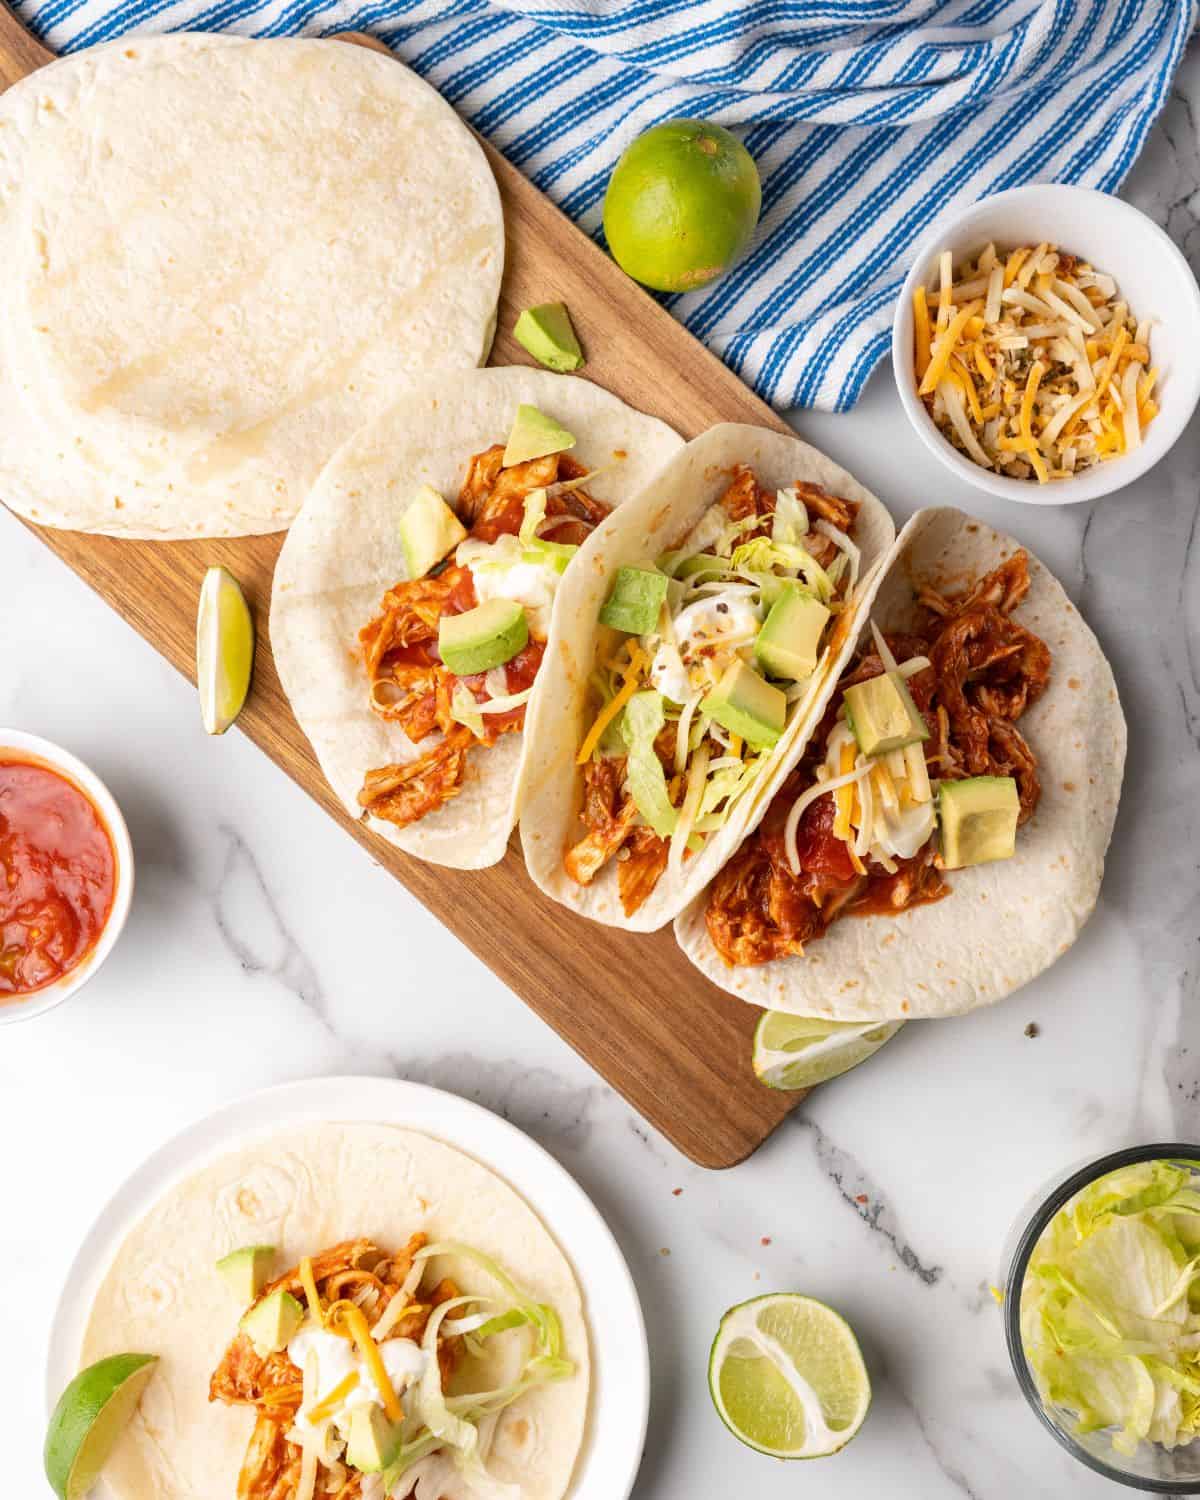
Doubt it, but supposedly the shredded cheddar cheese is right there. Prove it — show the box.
[915,242,1155,483]
[340,1303,404,1422]
[307,1372,360,1424]
[576,645,648,764]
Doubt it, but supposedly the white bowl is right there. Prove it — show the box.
[0,731,134,1025]
[892,184,1200,504]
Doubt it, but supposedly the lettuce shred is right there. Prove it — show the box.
[1021,1159,1200,1457]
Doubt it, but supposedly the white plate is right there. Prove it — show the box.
[45,1075,649,1500]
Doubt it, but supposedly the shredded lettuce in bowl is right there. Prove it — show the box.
[1020,1159,1200,1457]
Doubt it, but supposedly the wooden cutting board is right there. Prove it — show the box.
[0,9,803,1167]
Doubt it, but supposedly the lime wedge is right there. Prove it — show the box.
[709,1294,869,1459]
[196,565,255,734]
[753,1010,901,1091]
[45,1353,159,1500]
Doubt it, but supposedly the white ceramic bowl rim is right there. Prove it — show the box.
[0,730,134,1024]
[892,183,1200,505]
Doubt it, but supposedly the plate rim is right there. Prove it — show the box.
[44,1073,650,1500]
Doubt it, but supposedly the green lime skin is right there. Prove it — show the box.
[603,119,762,294]
[45,1353,158,1500]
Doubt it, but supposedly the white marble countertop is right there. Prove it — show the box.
[5,40,1200,1500]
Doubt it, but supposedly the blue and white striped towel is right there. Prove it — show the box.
[19,0,1196,411]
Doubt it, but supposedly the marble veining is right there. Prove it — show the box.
[7,36,1200,1500]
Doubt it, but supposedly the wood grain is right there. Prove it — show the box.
[0,9,803,1167]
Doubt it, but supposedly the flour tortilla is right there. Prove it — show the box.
[517,423,897,932]
[674,507,1126,1020]
[0,35,502,538]
[79,1122,589,1500]
[270,368,682,869]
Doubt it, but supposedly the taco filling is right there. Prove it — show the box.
[210,1234,573,1500]
[357,421,612,832]
[566,466,863,918]
[705,551,1051,964]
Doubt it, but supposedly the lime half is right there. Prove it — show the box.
[753,1011,901,1091]
[709,1294,870,1459]
[196,565,255,735]
[45,1353,159,1500]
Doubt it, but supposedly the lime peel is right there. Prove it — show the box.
[753,1011,901,1091]
[708,1293,870,1459]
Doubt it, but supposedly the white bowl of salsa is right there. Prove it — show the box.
[0,731,134,1024]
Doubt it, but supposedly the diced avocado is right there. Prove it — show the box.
[502,405,576,467]
[599,566,669,635]
[702,660,786,750]
[523,537,578,574]
[346,1406,403,1473]
[843,672,930,757]
[754,587,830,682]
[438,598,529,675]
[240,1289,303,1356]
[399,484,467,581]
[513,302,584,373]
[939,776,1019,870]
[215,1245,275,1304]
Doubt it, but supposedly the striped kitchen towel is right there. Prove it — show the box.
[20,0,1196,411]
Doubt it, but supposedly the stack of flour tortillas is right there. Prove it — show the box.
[0,34,504,537]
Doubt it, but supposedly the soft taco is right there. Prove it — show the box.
[0,36,503,538]
[78,1123,588,1500]
[517,424,897,931]
[270,368,682,869]
[674,507,1126,1020]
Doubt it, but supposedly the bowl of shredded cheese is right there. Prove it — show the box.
[893,184,1200,504]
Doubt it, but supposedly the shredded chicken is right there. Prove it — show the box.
[358,444,607,831]
[705,550,1049,966]
[211,1237,460,1500]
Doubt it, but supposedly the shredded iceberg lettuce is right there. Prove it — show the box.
[620,691,677,838]
[377,1242,574,1499]
[729,536,835,603]
[1021,1159,1200,1457]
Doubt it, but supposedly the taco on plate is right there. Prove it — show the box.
[78,1124,588,1500]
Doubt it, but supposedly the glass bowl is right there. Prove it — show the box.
[1004,1143,1200,1493]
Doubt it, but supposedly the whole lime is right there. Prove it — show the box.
[603,119,761,294]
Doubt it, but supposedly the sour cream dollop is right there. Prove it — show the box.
[288,1326,427,1437]
[648,594,762,702]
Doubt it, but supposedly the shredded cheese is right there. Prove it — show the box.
[307,1372,360,1425]
[915,242,1155,483]
[340,1304,404,1422]
[576,645,646,764]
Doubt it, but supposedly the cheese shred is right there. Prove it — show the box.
[915,242,1155,483]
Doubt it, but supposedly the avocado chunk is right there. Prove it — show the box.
[216,1245,276,1304]
[702,660,786,750]
[939,776,1019,869]
[346,1406,403,1473]
[524,537,578,574]
[754,587,830,682]
[503,405,576,467]
[599,566,669,635]
[843,671,930,757]
[513,302,584,373]
[438,598,529,676]
[240,1289,303,1356]
[399,485,467,581]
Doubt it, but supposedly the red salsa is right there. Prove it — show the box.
[0,760,116,1000]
